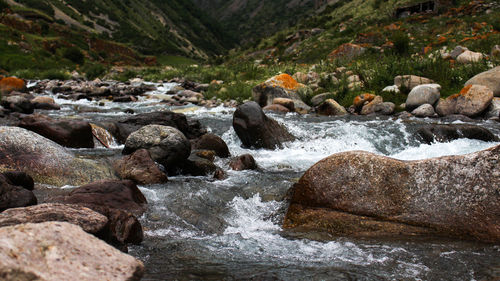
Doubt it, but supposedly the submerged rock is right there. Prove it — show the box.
[416,124,498,144]
[0,222,144,280]
[284,145,500,242]
[233,102,295,149]
[0,126,116,186]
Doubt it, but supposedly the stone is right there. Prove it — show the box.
[0,127,116,186]
[1,95,34,114]
[229,154,258,171]
[0,172,37,212]
[382,85,400,93]
[113,149,168,185]
[328,43,366,61]
[0,203,108,234]
[233,102,295,149]
[449,45,468,59]
[316,99,347,116]
[416,124,498,144]
[90,123,115,148]
[292,72,308,84]
[485,97,500,118]
[263,104,290,113]
[0,77,26,95]
[360,96,383,115]
[311,93,333,107]
[31,96,55,104]
[465,66,500,97]
[411,104,435,117]
[123,125,191,168]
[0,222,144,280]
[191,133,230,158]
[18,114,95,148]
[456,50,483,64]
[394,75,433,90]
[284,145,500,242]
[273,98,295,112]
[353,93,375,111]
[405,84,441,111]
[435,85,493,117]
[252,74,309,108]
[373,102,395,115]
[435,98,456,116]
[172,153,217,176]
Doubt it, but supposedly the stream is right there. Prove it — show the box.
[34,82,500,280]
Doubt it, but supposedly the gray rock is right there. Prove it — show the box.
[373,102,396,115]
[416,124,498,144]
[411,104,436,117]
[360,96,383,115]
[450,45,468,59]
[0,203,108,234]
[405,84,441,111]
[457,50,483,64]
[486,97,500,118]
[311,93,333,107]
[465,66,500,97]
[123,125,191,168]
[0,222,144,281]
[394,75,433,90]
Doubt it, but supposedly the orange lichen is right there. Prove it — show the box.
[459,84,473,95]
[269,74,301,91]
[0,77,26,94]
[353,93,375,108]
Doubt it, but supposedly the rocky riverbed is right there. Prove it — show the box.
[0,74,499,280]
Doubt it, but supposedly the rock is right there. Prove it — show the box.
[31,96,55,104]
[18,114,95,148]
[394,75,433,90]
[450,45,468,59]
[0,222,144,280]
[411,104,435,117]
[229,154,258,171]
[103,111,206,144]
[273,98,295,112]
[34,102,61,110]
[360,96,383,115]
[252,74,309,109]
[191,133,230,158]
[435,98,455,116]
[0,203,108,234]
[0,77,26,95]
[284,145,500,242]
[311,93,333,107]
[465,66,500,97]
[405,84,441,111]
[382,85,400,93]
[328,43,366,61]
[263,104,290,113]
[486,97,500,118]
[113,95,137,103]
[292,72,308,84]
[0,127,115,186]
[90,123,115,148]
[353,93,375,111]
[416,124,498,144]
[172,152,217,176]
[373,102,395,115]
[113,149,168,185]
[436,85,493,117]
[492,45,500,58]
[1,95,34,114]
[1,171,34,191]
[123,125,191,168]
[456,50,483,64]
[213,168,226,180]
[233,102,295,149]
[316,99,347,116]
[0,172,37,212]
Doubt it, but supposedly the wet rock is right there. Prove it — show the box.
[229,154,258,171]
[213,168,226,180]
[0,172,37,212]
[18,114,94,148]
[465,66,500,97]
[411,104,435,117]
[172,153,217,176]
[252,74,310,111]
[113,95,137,103]
[284,145,500,242]
[90,123,115,148]
[316,99,347,116]
[191,133,230,158]
[263,104,290,113]
[405,84,441,111]
[486,97,500,118]
[1,95,34,114]
[0,203,108,234]
[456,50,483,64]
[0,222,144,280]
[123,125,191,168]
[416,124,498,144]
[233,102,295,149]
[34,102,61,110]
[104,111,206,143]
[360,96,383,115]
[394,75,433,90]
[113,149,168,185]
[0,77,26,95]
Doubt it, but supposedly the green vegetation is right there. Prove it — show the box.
[62,47,85,65]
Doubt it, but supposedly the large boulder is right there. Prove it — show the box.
[316,99,347,116]
[191,133,230,158]
[252,74,311,112]
[0,77,26,95]
[0,222,144,280]
[0,126,117,186]
[0,203,108,234]
[465,66,500,97]
[103,111,206,144]
[0,172,37,212]
[123,125,191,168]
[18,114,94,148]
[436,85,493,117]
[416,124,498,144]
[284,145,500,242]
[394,75,433,90]
[233,102,295,149]
[113,149,168,185]
[405,84,441,111]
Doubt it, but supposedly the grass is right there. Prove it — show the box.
[156,55,198,67]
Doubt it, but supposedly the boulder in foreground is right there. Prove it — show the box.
[284,145,500,242]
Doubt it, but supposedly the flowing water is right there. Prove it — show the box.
[35,82,500,280]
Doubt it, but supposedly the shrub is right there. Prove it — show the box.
[63,47,85,65]
[82,63,107,80]
[40,69,69,80]
[391,31,410,55]
[0,0,8,12]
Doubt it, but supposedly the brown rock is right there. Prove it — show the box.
[263,104,290,113]
[113,149,168,185]
[191,133,230,158]
[0,77,26,95]
[229,154,257,171]
[0,222,144,281]
[465,66,500,97]
[273,98,295,112]
[353,93,375,110]
[316,99,347,116]
[0,172,37,212]
[360,95,383,115]
[31,96,55,104]
[284,145,500,242]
